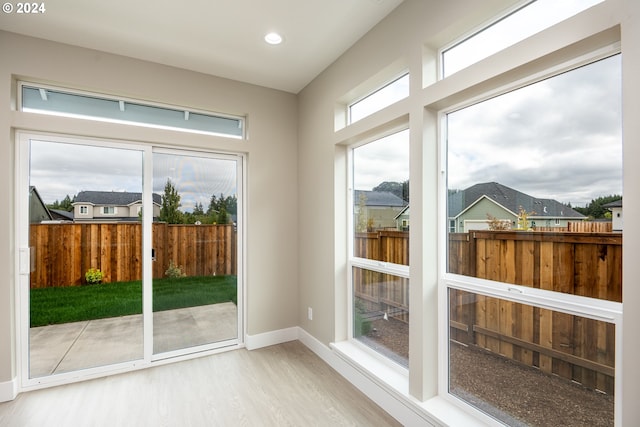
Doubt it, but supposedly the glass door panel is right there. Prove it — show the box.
[27,139,144,378]
[152,151,239,355]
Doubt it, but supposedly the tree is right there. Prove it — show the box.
[216,205,229,224]
[515,206,536,230]
[486,213,511,231]
[206,194,218,217]
[60,194,73,211]
[193,202,204,216]
[574,195,622,219]
[47,194,74,212]
[206,193,237,223]
[355,193,368,232]
[159,179,183,224]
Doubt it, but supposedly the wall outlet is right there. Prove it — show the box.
[308,307,313,320]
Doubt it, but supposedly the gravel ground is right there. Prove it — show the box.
[363,317,614,426]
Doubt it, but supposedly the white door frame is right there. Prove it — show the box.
[15,131,245,391]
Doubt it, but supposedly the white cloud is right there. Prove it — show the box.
[353,129,409,191]
[447,54,622,206]
[29,141,237,212]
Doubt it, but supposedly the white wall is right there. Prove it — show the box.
[0,31,299,394]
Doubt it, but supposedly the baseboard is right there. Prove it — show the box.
[297,328,438,426]
[245,326,299,350]
[0,377,17,402]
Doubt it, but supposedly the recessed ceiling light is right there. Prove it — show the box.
[264,32,283,45]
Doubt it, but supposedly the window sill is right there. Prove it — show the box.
[330,341,491,427]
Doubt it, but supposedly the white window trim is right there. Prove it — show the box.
[79,205,88,215]
[346,128,410,370]
[438,48,623,424]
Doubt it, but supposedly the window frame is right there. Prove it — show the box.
[438,0,606,79]
[437,49,623,424]
[347,73,410,125]
[18,81,246,140]
[346,126,411,371]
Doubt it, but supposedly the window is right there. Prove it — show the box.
[444,54,622,425]
[79,206,88,214]
[103,206,115,215]
[350,129,410,367]
[20,83,245,139]
[441,0,604,77]
[348,74,409,124]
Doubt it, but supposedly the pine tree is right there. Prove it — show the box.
[159,179,183,224]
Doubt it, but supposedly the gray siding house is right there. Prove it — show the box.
[72,191,161,222]
[448,182,586,232]
[29,187,52,223]
[354,190,407,231]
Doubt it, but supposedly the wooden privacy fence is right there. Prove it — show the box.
[353,229,621,394]
[352,268,409,323]
[535,221,613,233]
[354,230,409,266]
[353,231,409,322]
[449,230,621,394]
[29,223,236,288]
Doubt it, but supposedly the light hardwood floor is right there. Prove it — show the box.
[0,341,401,427]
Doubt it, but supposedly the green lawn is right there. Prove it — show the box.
[30,275,237,327]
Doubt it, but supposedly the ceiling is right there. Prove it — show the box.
[0,0,404,93]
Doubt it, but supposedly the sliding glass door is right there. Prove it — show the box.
[152,150,240,356]
[19,133,242,384]
[25,137,145,378]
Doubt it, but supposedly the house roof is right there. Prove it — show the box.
[449,182,585,219]
[74,191,161,206]
[49,209,74,221]
[354,190,407,208]
[394,205,410,219]
[603,199,622,208]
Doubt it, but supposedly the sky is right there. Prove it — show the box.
[29,141,237,212]
[353,129,410,191]
[352,0,620,208]
[447,54,622,207]
[28,1,620,210]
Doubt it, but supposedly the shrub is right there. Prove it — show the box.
[165,260,185,278]
[85,268,103,285]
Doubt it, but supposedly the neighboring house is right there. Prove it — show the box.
[72,191,161,222]
[603,199,623,231]
[395,205,410,231]
[29,186,53,223]
[448,182,586,233]
[49,209,74,222]
[354,190,407,231]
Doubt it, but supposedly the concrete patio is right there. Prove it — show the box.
[29,302,238,378]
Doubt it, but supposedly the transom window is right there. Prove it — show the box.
[348,73,409,124]
[441,0,604,77]
[20,83,245,139]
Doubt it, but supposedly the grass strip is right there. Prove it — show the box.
[30,275,237,327]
